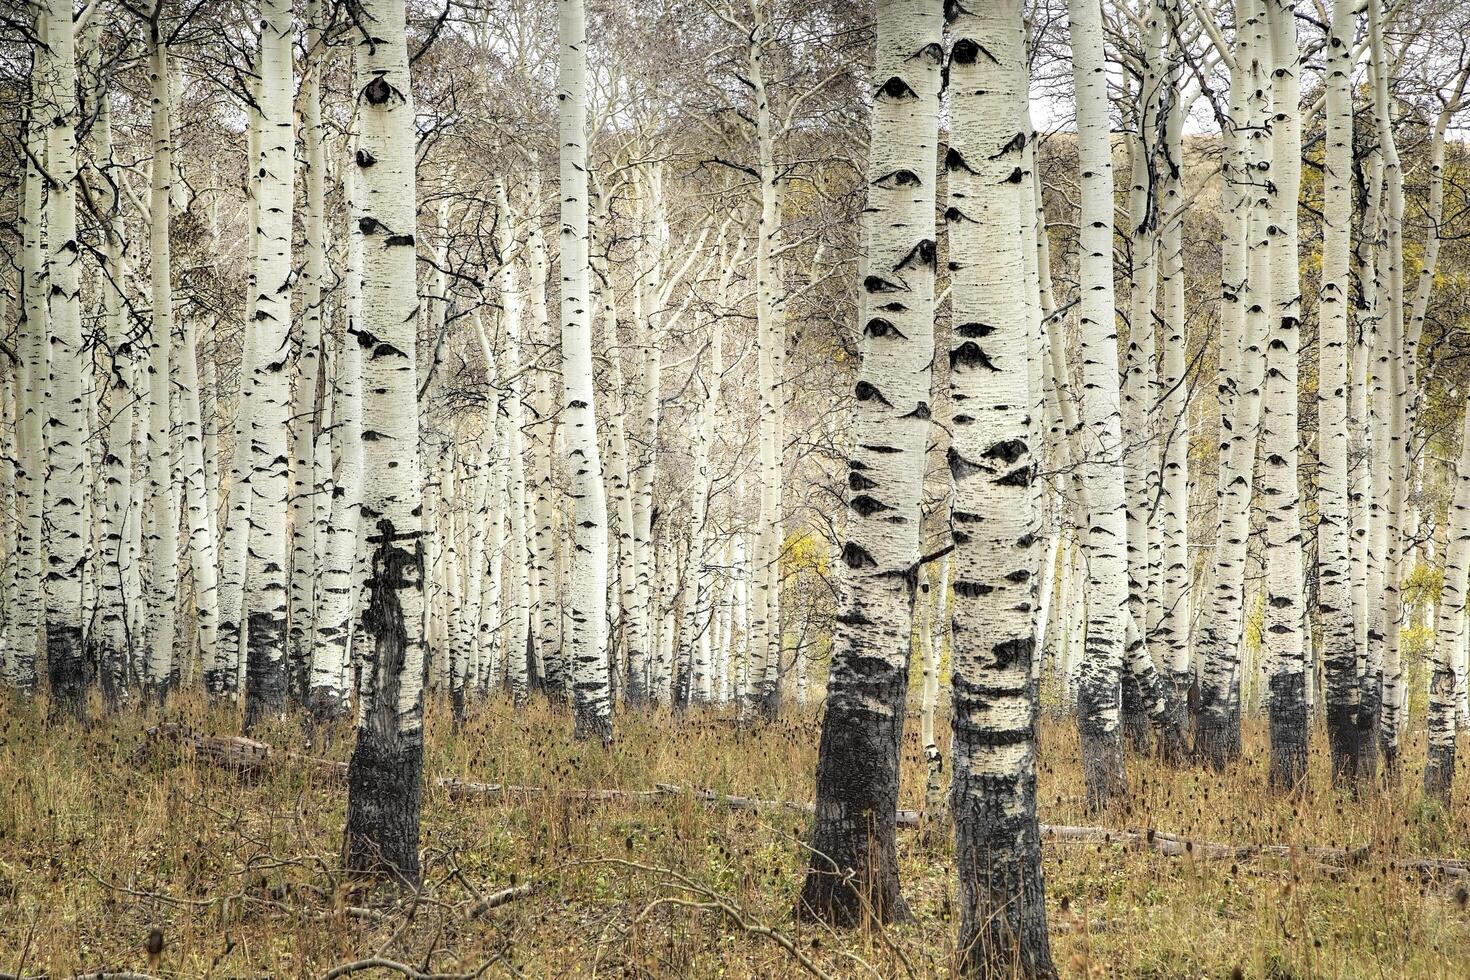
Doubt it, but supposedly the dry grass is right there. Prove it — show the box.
[3,691,1470,978]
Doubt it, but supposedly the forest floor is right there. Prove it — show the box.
[3,693,1470,979]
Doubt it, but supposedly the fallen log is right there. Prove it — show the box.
[142,726,1470,880]
[142,724,348,780]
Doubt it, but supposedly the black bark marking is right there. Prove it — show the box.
[982,439,1027,465]
[879,76,919,100]
[363,76,393,105]
[950,341,998,371]
[841,542,877,569]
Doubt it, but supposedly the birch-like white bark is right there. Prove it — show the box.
[1069,0,1129,810]
[558,0,612,739]
[342,0,427,886]
[242,0,296,730]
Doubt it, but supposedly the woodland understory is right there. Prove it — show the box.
[10,0,1470,976]
[5,695,1470,979]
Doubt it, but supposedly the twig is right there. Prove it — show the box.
[319,957,499,980]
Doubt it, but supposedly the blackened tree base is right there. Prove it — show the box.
[243,611,287,733]
[1121,671,1151,755]
[344,726,425,887]
[1325,701,1359,786]
[1425,741,1456,800]
[1193,700,1238,773]
[46,624,86,723]
[954,784,1056,980]
[757,682,781,723]
[572,707,613,746]
[798,698,910,927]
[1077,687,1126,813]
[1268,671,1308,791]
[1154,669,1192,764]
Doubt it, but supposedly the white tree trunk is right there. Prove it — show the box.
[289,0,331,705]
[1260,0,1308,789]
[214,77,263,697]
[798,0,940,925]
[242,0,296,729]
[39,0,88,715]
[1426,399,1470,797]
[342,0,427,886]
[143,25,180,695]
[8,37,48,693]
[525,168,561,696]
[943,5,1053,972]
[309,152,364,722]
[558,0,612,739]
[1069,0,1129,810]
[1319,0,1360,780]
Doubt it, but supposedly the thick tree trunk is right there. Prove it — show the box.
[342,0,427,886]
[144,26,179,696]
[944,6,1053,975]
[1069,0,1127,811]
[1425,400,1470,798]
[797,0,939,927]
[242,0,296,731]
[38,0,87,719]
[1261,0,1308,791]
[8,38,48,694]
[1319,0,1359,782]
[557,0,613,741]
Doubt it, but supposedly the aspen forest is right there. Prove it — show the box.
[14,0,1470,976]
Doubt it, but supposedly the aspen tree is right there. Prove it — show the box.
[593,189,642,705]
[10,37,47,694]
[798,0,939,926]
[144,12,179,694]
[526,168,562,695]
[40,0,88,718]
[1319,0,1359,781]
[1261,0,1308,789]
[0,351,15,686]
[556,0,613,739]
[1119,5,1164,749]
[214,77,263,696]
[177,286,222,696]
[309,154,364,721]
[242,0,296,729]
[494,180,533,704]
[943,3,1053,972]
[1197,0,1268,767]
[1155,0,1191,759]
[1425,399,1470,798]
[748,0,786,719]
[1070,0,1129,809]
[1369,0,1406,769]
[289,0,331,705]
[342,0,427,886]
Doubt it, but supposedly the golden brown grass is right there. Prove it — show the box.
[2,692,1469,978]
